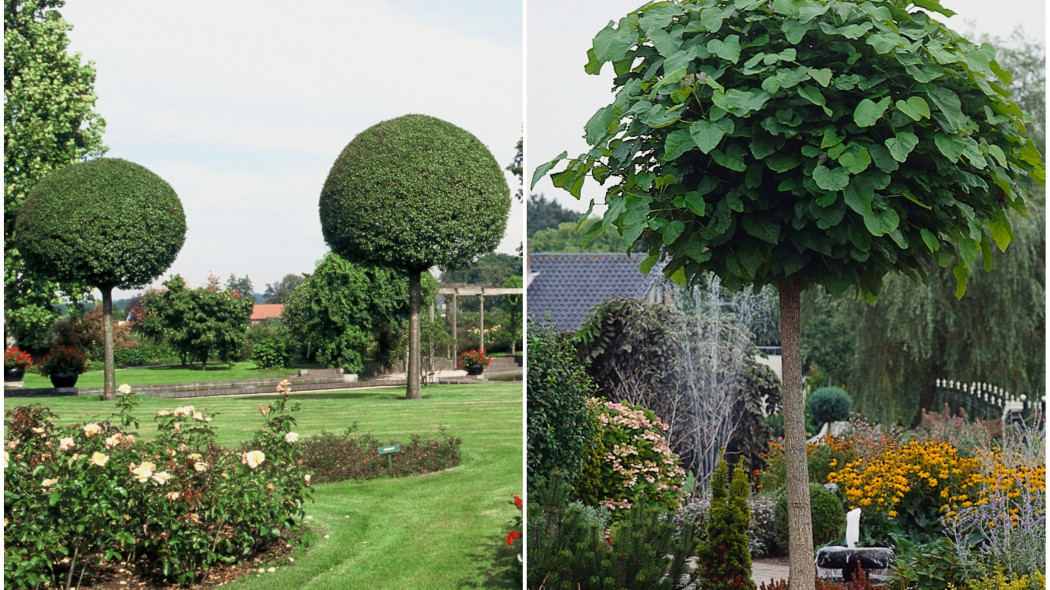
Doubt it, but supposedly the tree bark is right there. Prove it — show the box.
[779,278,814,590]
[101,288,115,400]
[406,270,422,399]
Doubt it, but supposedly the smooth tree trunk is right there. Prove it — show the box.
[778,278,814,590]
[101,287,115,400]
[406,270,422,400]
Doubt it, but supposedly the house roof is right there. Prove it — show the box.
[527,252,668,332]
[250,303,284,322]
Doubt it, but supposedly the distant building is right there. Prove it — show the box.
[526,252,671,332]
[250,303,284,326]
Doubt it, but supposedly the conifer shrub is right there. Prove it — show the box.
[808,387,852,425]
[697,458,754,590]
[527,473,700,590]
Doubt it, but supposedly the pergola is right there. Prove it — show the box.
[437,284,523,353]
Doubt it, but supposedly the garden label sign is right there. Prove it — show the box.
[377,444,401,470]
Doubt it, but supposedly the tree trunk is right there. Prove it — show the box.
[406,270,422,400]
[101,288,115,400]
[779,278,814,590]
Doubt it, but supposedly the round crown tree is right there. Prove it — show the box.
[15,157,186,399]
[319,114,511,399]
[539,0,1042,587]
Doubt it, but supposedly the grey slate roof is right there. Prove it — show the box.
[527,252,668,332]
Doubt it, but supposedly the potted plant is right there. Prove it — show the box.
[38,346,89,388]
[4,347,33,382]
[458,348,492,376]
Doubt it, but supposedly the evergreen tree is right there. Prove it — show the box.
[698,458,754,590]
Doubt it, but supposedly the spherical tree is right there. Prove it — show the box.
[540,0,1042,586]
[319,114,510,399]
[15,157,185,399]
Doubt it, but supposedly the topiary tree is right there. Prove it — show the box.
[537,1,1042,586]
[319,114,511,399]
[15,157,185,399]
[807,386,851,426]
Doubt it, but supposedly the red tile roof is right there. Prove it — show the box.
[250,304,284,322]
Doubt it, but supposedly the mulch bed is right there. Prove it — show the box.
[50,533,299,589]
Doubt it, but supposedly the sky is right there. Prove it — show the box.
[527,0,1047,215]
[59,0,524,299]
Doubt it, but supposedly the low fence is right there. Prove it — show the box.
[932,379,1044,426]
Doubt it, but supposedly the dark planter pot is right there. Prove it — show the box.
[465,364,485,376]
[49,372,79,388]
[4,367,25,382]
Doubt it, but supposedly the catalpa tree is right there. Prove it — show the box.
[536,0,1043,587]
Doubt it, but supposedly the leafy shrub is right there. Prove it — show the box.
[111,341,177,367]
[298,424,460,483]
[808,387,851,425]
[3,385,312,588]
[756,435,857,495]
[251,335,293,369]
[773,483,844,552]
[527,473,699,590]
[526,323,596,491]
[893,537,972,590]
[697,459,752,590]
[574,398,686,514]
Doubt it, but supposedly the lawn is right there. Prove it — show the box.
[6,381,524,589]
[19,361,314,389]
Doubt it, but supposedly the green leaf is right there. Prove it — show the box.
[911,0,956,17]
[707,35,741,64]
[689,118,734,154]
[682,191,706,216]
[741,216,781,244]
[764,153,801,172]
[711,144,748,172]
[933,133,966,161]
[723,88,772,116]
[639,251,661,275]
[895,96,931,121]
[585,104,618,144]
[662,220,686,244]
[663,129,696,161]
[781,19,812,44]
[837,145,872,175]
[885,132,919,163]
[952,260,969,299]
[813,165,850,191]
[987,212,1013,251]
[531,152,566,190]
[592,21,637,64]
[920,228,940,252]
[867,33,900,54]
[863,207,900,236]
[853,97,892,127]
[808,68,833,87]
[926,87,969,133]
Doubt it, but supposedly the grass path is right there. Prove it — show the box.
[12,382,524,589]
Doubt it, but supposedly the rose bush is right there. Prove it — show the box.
[3,383,313,588]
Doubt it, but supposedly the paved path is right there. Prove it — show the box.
[752,559,791,587]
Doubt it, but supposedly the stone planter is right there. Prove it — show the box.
[49,372,79,389]
[4,367,26,382]
[465,364,485,376]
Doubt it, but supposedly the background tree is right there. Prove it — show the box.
[224,273,254,301]
[531,217,640,253]
[509,137,523,203]
[319,114,510,399]
[526,193,579,237]
[262,273,309,304]
[540,1,1041,586]
[15,158,185,398]
[137,275,252,370]
[501,274,524,355]
[282,252,428,373]
[439,252,522,289]
[5,0,107,352]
